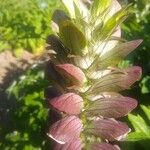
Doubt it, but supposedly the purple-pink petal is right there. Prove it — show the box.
[54,138,82,150]
[86,96,137,118]
[122,66,142,88]
[91,143,120,150]
[87,118,130,141]
[50,93,83,115]
[55,63,86,86]
[47,116,83,144]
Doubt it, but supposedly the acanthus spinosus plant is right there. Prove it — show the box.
[45,0,142,149]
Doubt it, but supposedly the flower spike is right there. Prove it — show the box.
[45,0,142,149]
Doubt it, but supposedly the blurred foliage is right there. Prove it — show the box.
[0,65,50,149]
[140,76,150,94]
[0,0,60,55]
[121,0,150,149]
[121,105,150,150]
[121,0,150,105]
[122,0,150,77]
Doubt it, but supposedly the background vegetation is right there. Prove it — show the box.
[0,0,150,149]
[0,0,60,55]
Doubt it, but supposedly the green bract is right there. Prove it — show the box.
[59,20,87,55]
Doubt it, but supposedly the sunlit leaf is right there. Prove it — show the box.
[90,0,111,18]
[127,132,150,141]
[141,105,150,121]
[127,109,150,141]
[97,5,130,41]
[128,114,150,134]
[73,0,88,19]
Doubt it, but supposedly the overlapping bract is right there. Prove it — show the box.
[91,143,120,150]
[86,118,130,141]
[90,40,143,70]
[55,63,86,86]
[85,96,137,118]
[47,116,83,144]
[50,93,83,115]
[54,138,83,150]
[47,65,141,149]
[87,66,142,94]
[46,0,142,149]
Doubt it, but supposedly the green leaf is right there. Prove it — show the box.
[0,0,60,54]
[59,20,87,55]
[97,5,131,41]
[141,105,150,121]
[118,60,133,69]
[141,76,150,94]
[127,105,150,141]
[127,132,150,141]
[3,65,49,149]
[128,114,150,134]
[90,0,111,18]
[73,0,88,19]
[24,92,43,108]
